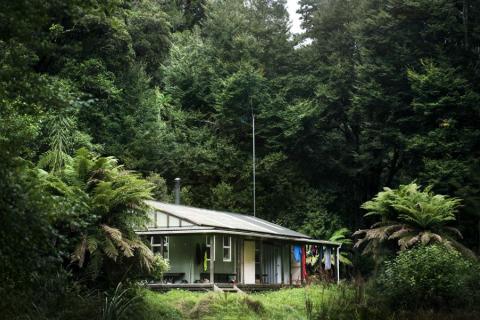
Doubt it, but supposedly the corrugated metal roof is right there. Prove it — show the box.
[137,227,340,246]
[145,200,311,239]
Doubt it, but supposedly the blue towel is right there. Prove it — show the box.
[293,245,302,262]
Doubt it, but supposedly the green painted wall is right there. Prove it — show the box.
[213,235,236,274]
[282,244,291,284]
[166,234,294,284]
[168,235,198,282]
[167,234,236,283]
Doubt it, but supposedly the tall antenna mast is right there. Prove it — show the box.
[252,112,256,217]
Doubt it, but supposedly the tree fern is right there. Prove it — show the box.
[354,183,475,259]
[44,148,156,280]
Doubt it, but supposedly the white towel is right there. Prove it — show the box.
[324,247,331,270]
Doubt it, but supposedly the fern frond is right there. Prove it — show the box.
[103,238,119,261]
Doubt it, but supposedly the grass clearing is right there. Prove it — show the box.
[139,284,351,320]
[137,284,480,320]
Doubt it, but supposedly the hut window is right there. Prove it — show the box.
[162,236,169,259]
[223,236,232,262]
[206,235,215,261]
[169,216,180,227]
[151,235,169,260]
[182,220,193,227]
[156,212,168,227]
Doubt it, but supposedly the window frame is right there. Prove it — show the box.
[206,235,215,262]
[150,211,196,228]
[151,235,169,260]
[222,236,232,262]
[162,236,169,260]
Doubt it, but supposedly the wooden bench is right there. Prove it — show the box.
[149,283,213,292]
[200,272,237,283]
[162,272,185,283]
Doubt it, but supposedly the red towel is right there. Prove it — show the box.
[302,245,307,281]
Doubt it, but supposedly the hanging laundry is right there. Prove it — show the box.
[203,250,208,271]
[306,245,320,266]
[301,245,308,280]
[319,246,324,270]
[306,254,318,266]
[306,245,312,256]
[325,247,332,270]
[293,245,302,262]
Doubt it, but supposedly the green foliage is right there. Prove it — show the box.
[300,202,343,241]
[2,0,480,316]
[127,0,171,84]
[375,245,480,310]
[160,0,207,32]
[406,60,480,251]
[2,0,480,254]
[362,183,460,226]
[162,29,217,113]
[44,148,155,284]
[147,173,173,202]
[150,255,171,281]
[355,183,473,258]
[0,160,61,318]
[329,228,353,266]
[102,283,140,320]
[210,181,240,212]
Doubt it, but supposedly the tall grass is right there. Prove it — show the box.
[135,283,480,320]
[137,285,355,319]
[102,283,140,320]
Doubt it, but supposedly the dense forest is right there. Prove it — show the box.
[1,0,480,318]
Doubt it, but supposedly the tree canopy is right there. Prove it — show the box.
[1,0,480,316]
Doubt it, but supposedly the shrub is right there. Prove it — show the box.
[374,245,480,310]
[150,255,170,280]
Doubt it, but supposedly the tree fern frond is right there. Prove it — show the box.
[103,238,119,261]
[101,225,123,241]
[444,226,463,239]
[101,224,135,258]
[86,236,99,253]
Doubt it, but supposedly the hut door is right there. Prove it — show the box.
[243,240,255,284]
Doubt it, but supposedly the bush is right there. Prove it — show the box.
[150,255,170,280]
[374,245,480,310]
